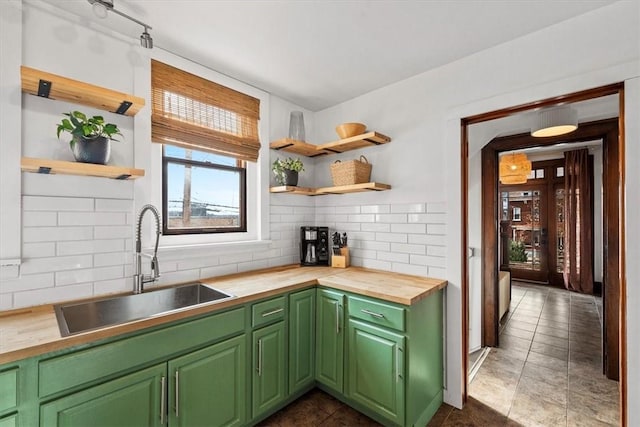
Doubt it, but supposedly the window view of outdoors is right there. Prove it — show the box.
[164,146,244,232]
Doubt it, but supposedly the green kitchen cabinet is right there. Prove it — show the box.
[288,288,315,395]
[0,414,17,427]
[40,363,165,427]
[168,335,246,427]
[347,319,405,426]
[252,321,286,419]
[315,289,344,393]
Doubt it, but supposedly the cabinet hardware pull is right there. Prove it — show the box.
[361,309,385,319]
[175,370,179,417]
[335,303,340,334]
[262,308,284,317]
[258,338,263,377]
[396,347,403,382]
[160,376,166,425]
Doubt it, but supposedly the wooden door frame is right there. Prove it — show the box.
[460,83,626,425]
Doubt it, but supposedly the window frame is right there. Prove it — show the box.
[161,146,247,235]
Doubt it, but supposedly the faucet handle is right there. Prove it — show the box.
[151,256,160,279]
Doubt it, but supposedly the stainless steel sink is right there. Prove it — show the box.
[54,283,234,336]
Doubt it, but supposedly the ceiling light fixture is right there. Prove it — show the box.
[499,153,532,185]
[531,105,578,137]
[87,0,154,49]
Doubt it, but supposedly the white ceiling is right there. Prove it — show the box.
[44,0,615,111]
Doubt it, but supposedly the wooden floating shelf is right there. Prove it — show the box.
[269,131,391,157]
[21,157,145,180]
[270,182,391,196]
[21,66,145,116]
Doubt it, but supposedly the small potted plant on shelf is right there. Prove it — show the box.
[56,111,122,165]
[272,157,304,186]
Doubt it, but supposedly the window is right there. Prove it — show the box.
[151,59,261,237]
[162,146,246,234]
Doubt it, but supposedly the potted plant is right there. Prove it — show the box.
[56,111,122,165]
[272,157,304,186]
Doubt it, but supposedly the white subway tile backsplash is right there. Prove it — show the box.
[410,254,445,268]
[94,198,133,212]
[94,252,130,267]
[0,266,19,280]
[57,239,125,256]
[390,243,426,255]
[200,264,238,279]
[55,265,123,286]
[351,248,377,260]
[253,248,282,261]
[13,283,94,308]
[408,213,447,224]
[427,245,446,257]
[347,214,375,223]
[408,234,445,246]
[293,206,315,214]
[334,222,361,232]
[23,211,57,227]
[315,206,335,214]
[390,203,425,214]
[94,277,131,294]
[348,231,376,241]
[154,269,200,287]
[375,214,407,224]
[237,260,269,273]
[392,263,428,277]
[218,252,253,265]
[335,206,361,214]
[58,212,127,226]
[356,240,390,252]
[23,242,56,258]
[0,272,55,293]
[427,224,447,235]
[428,266,447,279]
[361,223,390,232]
[268,255,296,267]
[94,225,132,239]
[0,293,13,311]
[270,205,295,214]
[390,223,426,234]
[359,258,392,271]
[23,196,94,212]
[409,254,429,266]
[176,256,220,271]
[361,204,390,214]
[378,251,409,263]
[24,226,94,242]
[375,233,408,243]
[21,255,93,275]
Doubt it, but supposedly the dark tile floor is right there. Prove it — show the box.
[260,282,619,427]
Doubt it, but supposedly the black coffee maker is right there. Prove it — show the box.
[300,226,329,266]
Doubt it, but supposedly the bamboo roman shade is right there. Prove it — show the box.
[151,60,261,162]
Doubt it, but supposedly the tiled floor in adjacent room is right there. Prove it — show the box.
[259,282,619,426]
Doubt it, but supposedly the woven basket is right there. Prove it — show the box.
[330,155,371,186]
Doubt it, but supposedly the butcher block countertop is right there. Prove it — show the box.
[0,265,447,364]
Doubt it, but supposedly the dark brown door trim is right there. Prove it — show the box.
[460,83,626,425]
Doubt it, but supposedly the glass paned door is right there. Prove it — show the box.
[501,185,548,282]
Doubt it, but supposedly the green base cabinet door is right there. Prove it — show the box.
[40,364,165,427]
[347,319,405,426]
[252,321,286,419]
[0,414,17,427]
[289,289,316,395]
[315,289,344,393]
[168,335,246,427]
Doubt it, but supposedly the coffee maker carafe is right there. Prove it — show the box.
[300,226,329,266]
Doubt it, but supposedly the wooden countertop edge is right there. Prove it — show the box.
[0,265,447,364]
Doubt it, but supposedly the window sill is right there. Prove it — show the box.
[155,240,272,261]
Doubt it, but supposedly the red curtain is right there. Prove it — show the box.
[563,149,593,294]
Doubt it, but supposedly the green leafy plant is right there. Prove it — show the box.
[56,111,122,148]
[509,240,528,262]
[272,157,304,185]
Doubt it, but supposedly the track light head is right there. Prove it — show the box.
[140,28,153,49]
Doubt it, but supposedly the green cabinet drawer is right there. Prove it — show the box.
[347,296,405,332]
[39,307,246,398]
[0,414,17,427]
[0,368,18,413]
[251,296,286,328]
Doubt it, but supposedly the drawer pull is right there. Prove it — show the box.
[361,309,385,319]
[174,370,179,417]
[261,308,284,317]
[396,347,404,382]
[257,338,263,377]
[336,303,340,334]
[160,376,166,425]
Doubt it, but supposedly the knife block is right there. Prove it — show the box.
[331,247,350,268]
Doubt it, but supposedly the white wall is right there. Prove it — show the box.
[311,0,639,411]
